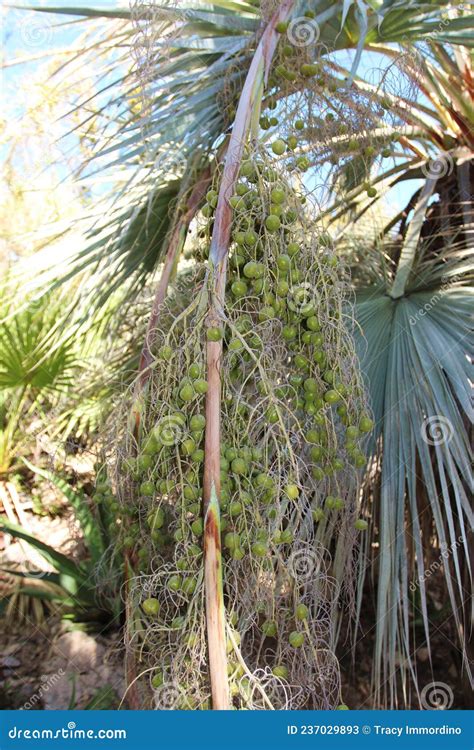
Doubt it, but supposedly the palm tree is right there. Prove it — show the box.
[7,0,473,707]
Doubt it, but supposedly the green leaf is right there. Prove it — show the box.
[0,519,88,585]
[22,458,105,563]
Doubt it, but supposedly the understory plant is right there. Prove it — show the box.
[0,462,122,629]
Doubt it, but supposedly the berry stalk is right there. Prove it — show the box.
[202,0,296,711]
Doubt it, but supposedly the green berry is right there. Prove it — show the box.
[280,529,293,544]
[147,508,165,529]
[258,306,276,322]
[276,253,291,272]
[140,481,155,497]
[142,598,160,617]
[296,603,309,620]
[151,672,164,688]
[296,156,310,171]
[289,631,304,648]
[224,532,240,550]
[239,160,254,178]
[270,187,286,204]
[179,384,194,402]
[265,215,281,232]
[300,63,318,77]
[171,616,185,630]
[345,425,359,440]
[285,484,299,500]
[287,241,300,256]
[251,542,267,557]
[231,280,248,298]
[229,501,243,517]
[190,414,206,431]
[194,379,208,395]
[244,230,258,247]
[207,327,223,342]
[324,389,340,404]
[262,620,277,637]
[181,437,196,456]
[182,577,197,596]
[159,345,173,361]
[167,575,182,592]
[306,316,320,331]
[243,261,258,279]
[282,324,297,341]
[276,280,289,297]
[188,362,201,379]
[137,454,152,473]
[359,416,374,433]
[191,518,203,536]
[271,139,286,156]
[231,458,248,475]
[304,378,318,394]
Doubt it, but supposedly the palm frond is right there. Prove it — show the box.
[10,0,472,308]
[351,223,473,705]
